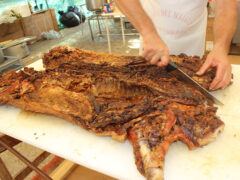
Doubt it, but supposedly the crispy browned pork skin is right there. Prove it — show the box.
[43,46,216,90]
[0,46,226,180]
[127,100,224,180]
[0,68,155,141]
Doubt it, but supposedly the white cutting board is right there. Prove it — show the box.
[0,60,240,180]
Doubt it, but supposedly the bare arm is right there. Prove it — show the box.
[213,0,236,54]
[115,0,169,66]
[115,0,156,36]
[197,0,237,90]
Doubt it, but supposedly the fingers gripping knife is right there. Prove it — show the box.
[166,61,223,106]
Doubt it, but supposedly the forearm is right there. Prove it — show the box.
[115,0,157,36]
[213,0,237,54]
[115,0,169,66]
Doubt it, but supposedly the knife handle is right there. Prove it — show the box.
[166,61,177,72]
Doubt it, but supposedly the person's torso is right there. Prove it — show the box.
[140,0,208,56]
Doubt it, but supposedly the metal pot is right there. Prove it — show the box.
[0,48,4,64]
[3,42,30,59]
[86,0,104,11]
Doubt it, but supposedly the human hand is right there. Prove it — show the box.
[142,32,170,67]
[196,48,232,90]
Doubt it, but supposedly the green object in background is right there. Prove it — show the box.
[10,9,22,18]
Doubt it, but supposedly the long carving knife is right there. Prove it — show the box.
[166,61,223,106]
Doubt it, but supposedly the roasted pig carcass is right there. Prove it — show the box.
[43,46,214,106]
[0,67,212,141]
[0,46,226,180]
[127,101,224,180]
[0,68,155,141]
[43,46,216,90]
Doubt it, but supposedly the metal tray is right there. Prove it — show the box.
[0,56,23,74]
[0,36,36,50]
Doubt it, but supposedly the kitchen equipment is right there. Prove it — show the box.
[166,61,223,105]
[3,42,30,59]
[0,56,23,74]
[0,36,35,50]
[0,48,4,64]
[0,60,240,180]
[0,36,36,59]
[86,0,104,12]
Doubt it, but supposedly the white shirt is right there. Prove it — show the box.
[140,0,208,57]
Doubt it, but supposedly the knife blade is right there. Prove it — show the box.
[166,61,223,106]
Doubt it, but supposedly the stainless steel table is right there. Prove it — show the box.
[0,56,23,74]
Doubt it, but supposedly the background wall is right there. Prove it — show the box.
[0,0,27,13]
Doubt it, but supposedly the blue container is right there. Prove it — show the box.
[104,3,113,13]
